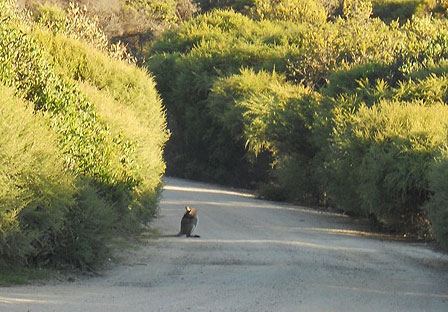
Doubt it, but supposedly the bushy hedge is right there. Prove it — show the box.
[148,10,308,185]
[0,20,137,211]
[0,85,74,265]
[0,0,168,269]
[248,0,328,24]
[146,8,396,185]
[147,4,448,249]
[426,154,448,250]
[327,99,448,232]
[319,19,448,241]
[33,29,169,223]
[209,69,322,201]
[372,0,437,23]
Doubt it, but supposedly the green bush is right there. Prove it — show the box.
[342,0,373,19]
[38,29,168,222]
[0,85,118,269]
[372,0,436,23]
[0,23,141,212]
[286,17,397,88]
[209,68,322,202]
[0,84,75,265]
[0,0,168,268]
[395,17,448,77]
[145,3,448,248]
[29,2,109,52]
[426,155,448,249]
[148,10,308,185]
[248,0,328,25]
[327,99,448,232]
[53,181,115,269]
[147,8,396,186]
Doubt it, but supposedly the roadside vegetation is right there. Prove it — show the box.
[0,0,168,278]
[147,0,448,250]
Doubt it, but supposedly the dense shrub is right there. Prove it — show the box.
[372,0,436,23]
[0,85,118,269]
[148,10,309,185]
[426,155,448,250]
[327,99,448,233]
[212,69,322,202]
[53,181,115,269]
[0,22,139,211]
[144,2,448,248]
[30,2,109,50]
[248,0,328,25]
[0,0,168,268]
[147,8,397,186]
[33,29,169,222]
[0,85,75,265]
[286,17,397,88]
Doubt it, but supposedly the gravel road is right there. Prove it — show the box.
[1,177,448,312]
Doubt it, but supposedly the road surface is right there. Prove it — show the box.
[1,177,448,311]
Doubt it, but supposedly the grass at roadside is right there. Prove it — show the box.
[0,264,54,286]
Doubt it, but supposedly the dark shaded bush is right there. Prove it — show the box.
[372,0,436,23]
[52,181,115,269]
[426,156,448,250]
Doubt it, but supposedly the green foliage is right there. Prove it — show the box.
[0,0,168,269]
[342,0,373,19]
[327,99,448,232]
[208,68,321,197]
[123,0,184,24]
[29,2,136,63]
[0,84,75,265]
[372,0,436,23]
[147,8,397,187]
[30,2,109,50]
[426,154,448,250]
[148,10,310,185]
[433,0,448,17]
[286,17,398,88]
[248,0,328,25]
[53,181,115,269]
[147,4,448,248]
[18,0,198,62]
[0,23,138,206]
[323,63,396,102]
[395,17,448,77]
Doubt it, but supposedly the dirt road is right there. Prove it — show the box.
[1,177,448,311]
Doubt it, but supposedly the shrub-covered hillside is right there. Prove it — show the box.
[147,0,448,250]
[0,0,168,270]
